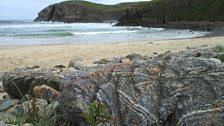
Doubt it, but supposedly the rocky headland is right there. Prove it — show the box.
[0,46,224,126]
[35,0,224,32]
[34,1,140,23]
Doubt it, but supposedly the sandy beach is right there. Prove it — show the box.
[0,36,224,72]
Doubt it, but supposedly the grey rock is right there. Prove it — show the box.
[0,81,3,92]
[0,99,19,112]
[125,53,145,61]
[0,113,20,126]
[8,98,48,118]
[0,93,8,101]
[0,121,7,126]
[20,123,33,126]
[68,58,86,71]
[209,58,222,63]
[2,47,223,125]
[58,47,224,125]
[3,69,61,99]
[93,58,112,65]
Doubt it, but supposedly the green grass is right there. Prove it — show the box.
[181,0,224,21]
[60,0,153,14]
[214,46,224,62]
[84,102,112,126]
[117,0,224,24]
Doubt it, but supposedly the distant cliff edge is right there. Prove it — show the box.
[34,1,146,23]
[116,0,224,31]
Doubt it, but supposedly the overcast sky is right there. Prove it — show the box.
[0,0,150,20]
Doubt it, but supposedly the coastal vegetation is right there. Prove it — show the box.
[214,46,224,62]
[34,0,150,22]
[118,0,224,25]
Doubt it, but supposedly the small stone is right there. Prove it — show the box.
[164,51,172,54]
[0,99,19,112]
[126,53,143,60]
[0,113,19,125]
[0,121,7,126]
[163,55,172,60]
[153,52,158,55]
[93,58,112,65]
[8,99,48,118]
[201,44,208,47]
[121,58,130,63]
[2,93,10,99]
[209,58,222,63]
[21,123,33,126]
[0,93,8,100]
[28,65,40,69]
[33,85,59,102]
[54,65,66,69]
[195,52,201,57]
[68,60,86,70]
[0,81,3,93]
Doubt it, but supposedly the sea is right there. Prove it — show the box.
[0,20,210,45]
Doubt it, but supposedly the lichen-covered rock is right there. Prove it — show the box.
[3,69,61,99]
[58,47,224,126]
[8,99,48,118]
[0,112,21,125]
[33,85,59,102]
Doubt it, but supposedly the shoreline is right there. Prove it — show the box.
[0,36,224,72]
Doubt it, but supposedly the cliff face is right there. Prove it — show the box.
[35,0,224,25]
[117,0,224,28]
[34,1,138,23]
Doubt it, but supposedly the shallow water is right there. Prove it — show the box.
[0,21,210,45]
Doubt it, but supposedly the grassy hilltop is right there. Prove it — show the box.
[35,0,151,22]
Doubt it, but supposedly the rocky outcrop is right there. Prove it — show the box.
[35,1,130,23]
[1,46,224,125]
[57,47,224,125]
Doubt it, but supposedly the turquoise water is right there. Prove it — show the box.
[0,21,210,45]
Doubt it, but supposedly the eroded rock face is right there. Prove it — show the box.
[1,47,224,125]
[58,47,224,126]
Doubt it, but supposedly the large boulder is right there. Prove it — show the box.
[3,69,61,99]
[58,47,224,125]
